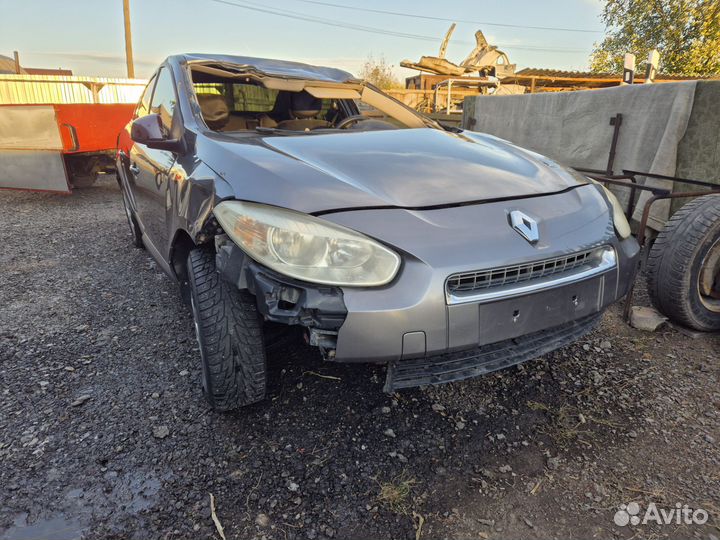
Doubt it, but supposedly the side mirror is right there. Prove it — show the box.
[130,114,183,152]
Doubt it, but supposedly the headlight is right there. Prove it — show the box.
[213,201,401,286]
[588,180,632,239]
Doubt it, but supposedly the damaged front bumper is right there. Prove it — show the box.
[215,185,641,390]
[215,234,347,357]
[215,236,639,367]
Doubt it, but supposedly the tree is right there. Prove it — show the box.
[359,55,402,89]
[590,0,720,76]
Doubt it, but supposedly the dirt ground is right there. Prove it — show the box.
[1,177,718,540]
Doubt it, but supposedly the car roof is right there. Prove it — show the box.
[175,53,358,84]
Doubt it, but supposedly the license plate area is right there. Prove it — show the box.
[447,275,606,348]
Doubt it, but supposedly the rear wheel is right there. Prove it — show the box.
[187,247,267,410]
[647,194,720,331]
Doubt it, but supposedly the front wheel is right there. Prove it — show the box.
[187,247,267,410]
[647,194,720,331]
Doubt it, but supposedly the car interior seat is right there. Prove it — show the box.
[196,93,231,131]
[197,92,278,131]
[276,91,331,131]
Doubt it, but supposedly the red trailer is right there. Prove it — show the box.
[0,74,145,192]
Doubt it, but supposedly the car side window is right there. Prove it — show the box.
[150,67,178,135]
[135,75,156,118]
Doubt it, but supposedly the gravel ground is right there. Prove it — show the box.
[1,177,718,540]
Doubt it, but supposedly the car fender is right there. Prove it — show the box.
[165,160,231,255]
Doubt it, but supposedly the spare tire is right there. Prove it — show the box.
[647,194,720,331]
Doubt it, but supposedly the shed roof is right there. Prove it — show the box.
[514,68,719,81]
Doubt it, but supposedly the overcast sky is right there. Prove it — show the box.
[1,0,606,80]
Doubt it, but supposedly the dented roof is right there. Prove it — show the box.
[178,53,358,83]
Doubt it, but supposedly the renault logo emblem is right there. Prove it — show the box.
[509,210,539,244]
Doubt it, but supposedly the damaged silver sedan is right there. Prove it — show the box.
[116,54,640,410]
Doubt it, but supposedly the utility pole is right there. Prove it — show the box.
[122,0,135,78]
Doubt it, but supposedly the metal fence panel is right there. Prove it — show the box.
[0,74,147,105]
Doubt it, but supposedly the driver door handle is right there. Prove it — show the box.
[129,162,140,176]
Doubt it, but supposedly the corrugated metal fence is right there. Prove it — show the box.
[0,74,147,105]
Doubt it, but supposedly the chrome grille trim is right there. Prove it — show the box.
[445,246,616,305]
[448,250,595,293]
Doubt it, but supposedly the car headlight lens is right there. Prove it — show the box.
[213,201,401,286]
[588,180,632,239]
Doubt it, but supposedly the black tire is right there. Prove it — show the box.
[187,247,267,410]
[647,194,720,331]
[120,186,144,249]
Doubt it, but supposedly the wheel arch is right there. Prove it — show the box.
[170,229,200,303]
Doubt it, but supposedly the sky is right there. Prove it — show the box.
[0,0,606,80]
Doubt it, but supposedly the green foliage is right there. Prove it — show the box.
[360,54,403,89]
[590,0,720,76]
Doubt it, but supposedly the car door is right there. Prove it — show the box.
[128,66,178,255]
[119,73,155,223]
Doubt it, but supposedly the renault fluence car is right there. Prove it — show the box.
[116,54,639,410]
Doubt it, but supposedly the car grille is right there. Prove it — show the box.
[447,249,598,294]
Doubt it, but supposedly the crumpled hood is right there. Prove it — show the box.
[199,128,586,214]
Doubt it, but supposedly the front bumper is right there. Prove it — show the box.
[216,185,640,377]
[324,186,640,363]
[330,239,638,363]
[384,312,602,392]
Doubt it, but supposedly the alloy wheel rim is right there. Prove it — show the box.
[698,237,720,313]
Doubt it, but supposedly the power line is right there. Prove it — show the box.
[208,0,589,53]
[210,0,450,42]
[286,0,604,34]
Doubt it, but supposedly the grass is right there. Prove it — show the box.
[527,400,622,447]
[377,473,418,515]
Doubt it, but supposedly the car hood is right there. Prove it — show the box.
[199,128,586,214]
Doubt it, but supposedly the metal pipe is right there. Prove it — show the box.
[627,174,638,218]
[622,169,720,190]
[606,114,622,175]
[446,79,452,115]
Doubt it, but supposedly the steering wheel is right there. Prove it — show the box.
[335,114,370,129]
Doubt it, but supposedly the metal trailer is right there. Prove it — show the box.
[431,77,498,115]
[0,74,145,192]
[575,114,720,331]
[578,168,720,324]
